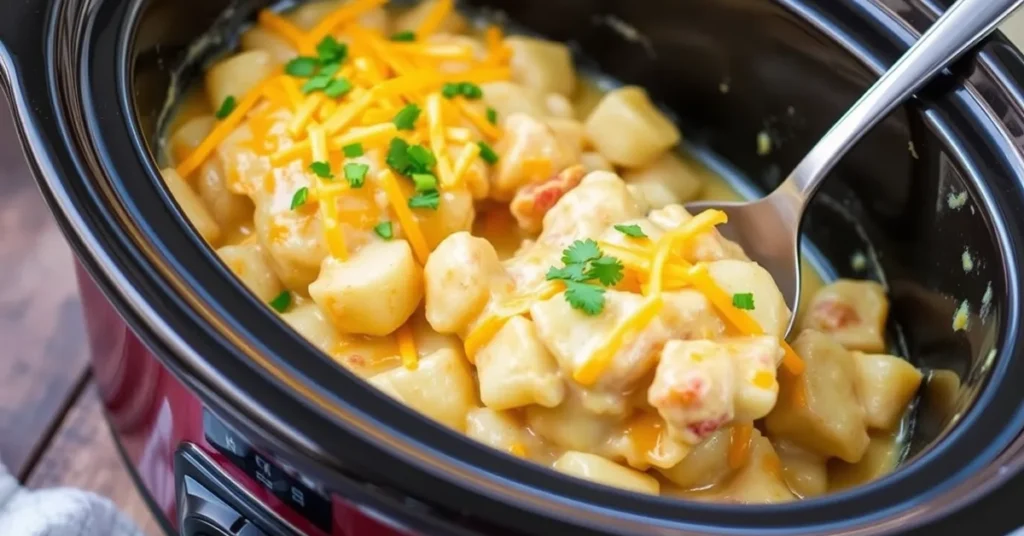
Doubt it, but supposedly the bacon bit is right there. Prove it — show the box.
[685,415,729,441]
[811,299,860,330]
[344,354,368,368]
[509,165,585,233]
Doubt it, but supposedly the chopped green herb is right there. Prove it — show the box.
[290,187,309,210]
[386,138,413,175]
[374,221,394,240]
[316,36,347,64]
[411,173,438,191]
[344,162,369,187]
[318,62,341,78]
[614,224,648,238]
[390,30,416,42]
[459,82,483,99]
[284,56,320,77]
[562,239,601,266]
[301,75,332,94]
[477,141,499,165]
[324,77,353,98]
[441,82,460,99]
[546,239,624,315]
[486,106,498,125]
[406,144,436,170]
[309,161,333,179]
[393,104,422,130]
[732,292,755,310]
[408,189,440,209]
[269,291,292,312]
[343,142,364,158]
[215,96,236,119]
[564,281,606,316]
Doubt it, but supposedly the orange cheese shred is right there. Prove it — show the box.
[304,0,388,49]
[454,99,502,140]
[728,423,754,469]
[309,124,348,260]
[451,142,481,188]
[390,42,475,61]
[288,93,326,137]
[463,280,563,362]
[323,91,376,135]
[425,94,456,188]
[280,77,303,109]
[415,0,454,37]
[377,170,431,264]
[397,322,419,370]
[574,296,664,385]
[257,10,311,53]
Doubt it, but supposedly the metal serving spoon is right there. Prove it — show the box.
[685,0,1024,338]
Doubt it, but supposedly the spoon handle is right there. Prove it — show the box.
[777,0,1023,207]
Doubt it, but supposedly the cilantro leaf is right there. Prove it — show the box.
[565,281,605,316]
[316,36,347,64]
[269,291,292,312]
[343,143,364,158]
[284,56,319,77]
[393,104,422,130]
[374,221,393,240]
[386,138,413,175]
[586,256,624,287]
[614,224,647,238]
[408,189,440,210]
[478,141,499,164]
[391,31,416,42]
[344,162,369,188]
[546,263,587,282]
[324,77,353,98]
[486,106,498,125]
[290,187,309,210]
[732,293,755,310]
[215,96,236,119]
[309,161,333,179]
[562,239,601,266]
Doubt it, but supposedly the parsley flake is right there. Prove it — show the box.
[408,189,440,210]
[614,224,648,238]
[343,143,364,158]
[215,96,236,119]
[391,31,416,42]
[374,221,394,240]
[284,56,319,77]
[324,77,353,98]
[565,281,606,316]
[269,290,292,312]
[478,141,499,165]
[290,187,309,210]
[562,239,602,266]
[393,104,422,130]
[316,36,347,64]
[344,162,369,188]
[309,161,333,179]
[486,106,498,125]
[732,293,755,310]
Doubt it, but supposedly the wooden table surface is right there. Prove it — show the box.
[0,93,163,535]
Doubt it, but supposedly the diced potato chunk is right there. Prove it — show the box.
[648,337,782,444]
[604,413,690,471]
[697,434,795,504]
[544,118,584,164]
[424,232,511,334]
[525,392,620,452]
[773,440,828,498]
[657,428,733,489]
[217,243,283,302]
[622,152,702,208]
[537,171,645,249]
[239,26,296,64]
[204,51,276,111]
[580,151,614,173]
[800,280,889,353]
[197,160,254,229]
[705,260,791,338]
[852,352,922,430]
[161,168,221,245]
[584,86,681,168]
[545,93,575,119]
[491,114,574,201]
[647,205,750,262]
[289,1,389,32]
[829,434,900,491]
[465,408,531,457]
[392,0,466,34]
[309,240,423,336]
[280,303,338,354]
[552,452,660,494]
[170,115,215,165]
[479,82,548,123]
[368,349,476,431]
[765,330,869,463]
[476,316,565,410]
[253,184,328,291]
[506,36,576,96]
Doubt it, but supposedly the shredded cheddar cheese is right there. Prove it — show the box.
[303,0,389,50]
[455,98,502,140]
[451,142,481,187]
[574,296,664,385]
[463,280,563,362]
[309,124,349,260]
[728,423,754,469]
[415,0,454,37]
[397,322,419,369]
[378,170,431,264]
[258,10,312,54]
[426,94,456,187]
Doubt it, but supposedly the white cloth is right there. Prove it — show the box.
[0,460,144,536]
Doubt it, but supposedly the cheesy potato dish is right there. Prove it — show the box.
[165,0,923,501]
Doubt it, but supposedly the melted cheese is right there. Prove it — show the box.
[574,296,664,385]
[397,322,419,369]
[463,280,563,362]
[728,423,754,469]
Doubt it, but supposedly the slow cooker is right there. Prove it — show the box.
[2,0,1024,533]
